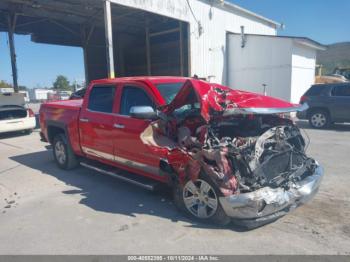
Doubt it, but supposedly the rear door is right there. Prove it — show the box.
[112,83,164,178]
[329,84,350,121]
[79,84,117,161]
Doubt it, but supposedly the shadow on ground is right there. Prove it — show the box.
[0,130,35,139]
[10,150,247,231]
[296,120,350,132]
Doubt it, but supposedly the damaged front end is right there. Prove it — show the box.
[143,80,323,227]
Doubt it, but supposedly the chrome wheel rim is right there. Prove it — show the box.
[55,141,66,165]
[183,179,218,219]
[311,113,326,127]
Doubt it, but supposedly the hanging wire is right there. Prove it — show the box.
[185,0,199,24]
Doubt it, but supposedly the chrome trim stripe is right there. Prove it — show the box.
[223,103,309,115]
[82,146,114,161]
[81,146,159,175]
[80,162,155,191]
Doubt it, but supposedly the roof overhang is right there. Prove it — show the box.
[220,1,281,28]
[293,38,327,51]
[230,33,327,51]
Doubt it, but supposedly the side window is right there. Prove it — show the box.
[120,86,155,115]
[88,86,115,113]
[332,85,350,97]
[305,85,324,96]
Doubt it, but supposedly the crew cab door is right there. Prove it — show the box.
[79,84,117,161]
[113,83,163,178]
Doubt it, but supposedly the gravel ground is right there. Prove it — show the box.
[0,121,349,254]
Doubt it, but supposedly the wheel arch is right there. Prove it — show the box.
[46,121,69,145]
[307,107,331,118]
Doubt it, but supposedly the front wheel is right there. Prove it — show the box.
[173,174,231,226]
[53,134,78,170]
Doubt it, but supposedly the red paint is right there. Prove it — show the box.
[27,108,35,117]
[164,79,300,122]
[40,77,302,183]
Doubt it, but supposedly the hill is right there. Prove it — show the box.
[317,42,350,75]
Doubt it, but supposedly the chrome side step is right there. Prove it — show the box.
[80,161,157,191]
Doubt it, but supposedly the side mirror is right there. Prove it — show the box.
[129,106,157,119]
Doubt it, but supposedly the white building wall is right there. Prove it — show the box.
[110,0,277,84]
[29,89,54,101]
[227,34,293,101]
[290,43,316,103]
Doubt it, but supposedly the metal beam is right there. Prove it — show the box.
[103,0,115,79]
[7,13,18,92]
[81,26,90,84]
[149,27,179,38]
[16,18,49,28]
[49,19,80,37]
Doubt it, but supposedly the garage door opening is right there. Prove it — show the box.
[85,3,190,81]
[0,1,190,85]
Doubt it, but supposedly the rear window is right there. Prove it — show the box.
[0,107,27,120]
[304,85,325,96]
[88,86,115,113]
[155,82,184,104]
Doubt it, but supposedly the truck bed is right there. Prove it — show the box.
[42,99,83,110]
[39,99,83,154]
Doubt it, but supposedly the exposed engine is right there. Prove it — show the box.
[172,113,316,196]
[141,111,316,197]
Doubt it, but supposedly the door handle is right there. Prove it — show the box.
[114,123,125,129]
[80,118,89,122]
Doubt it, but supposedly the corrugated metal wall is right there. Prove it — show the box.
[110,0,277,84]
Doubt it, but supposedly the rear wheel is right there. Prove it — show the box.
[53,133,78,170]
[173,173,231,226]
[308,110,330,129]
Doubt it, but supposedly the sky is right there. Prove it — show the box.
[0,0,349,88]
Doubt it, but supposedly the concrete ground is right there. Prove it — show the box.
[0,121,349,255]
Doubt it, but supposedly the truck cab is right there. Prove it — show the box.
[40,77,186,182]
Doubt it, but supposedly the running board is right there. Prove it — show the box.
[80,161,157,191]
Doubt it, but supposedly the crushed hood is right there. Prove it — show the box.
[162,80,308,122]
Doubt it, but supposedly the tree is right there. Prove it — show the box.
[0,80,13,89]
[53,75,71,90]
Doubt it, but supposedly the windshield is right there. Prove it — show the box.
[155,82,184,104]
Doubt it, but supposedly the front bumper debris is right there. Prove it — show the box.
[219,163,324,228]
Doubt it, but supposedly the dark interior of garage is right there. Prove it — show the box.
[0,0,190,84]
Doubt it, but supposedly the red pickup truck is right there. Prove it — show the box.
[40,77,323,228]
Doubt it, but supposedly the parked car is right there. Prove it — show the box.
[0,105,36,135]
[297,83,350,128]
[69,88,86,100]
[0,93,36,135]
[58,91,71,100]
[39,77,323,228]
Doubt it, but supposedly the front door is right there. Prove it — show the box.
[113,83,164,178]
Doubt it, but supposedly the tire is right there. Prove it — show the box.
[308,109,330,129]
[173,172,231,226]
[24,129,33,135]
[52,133,78,170]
